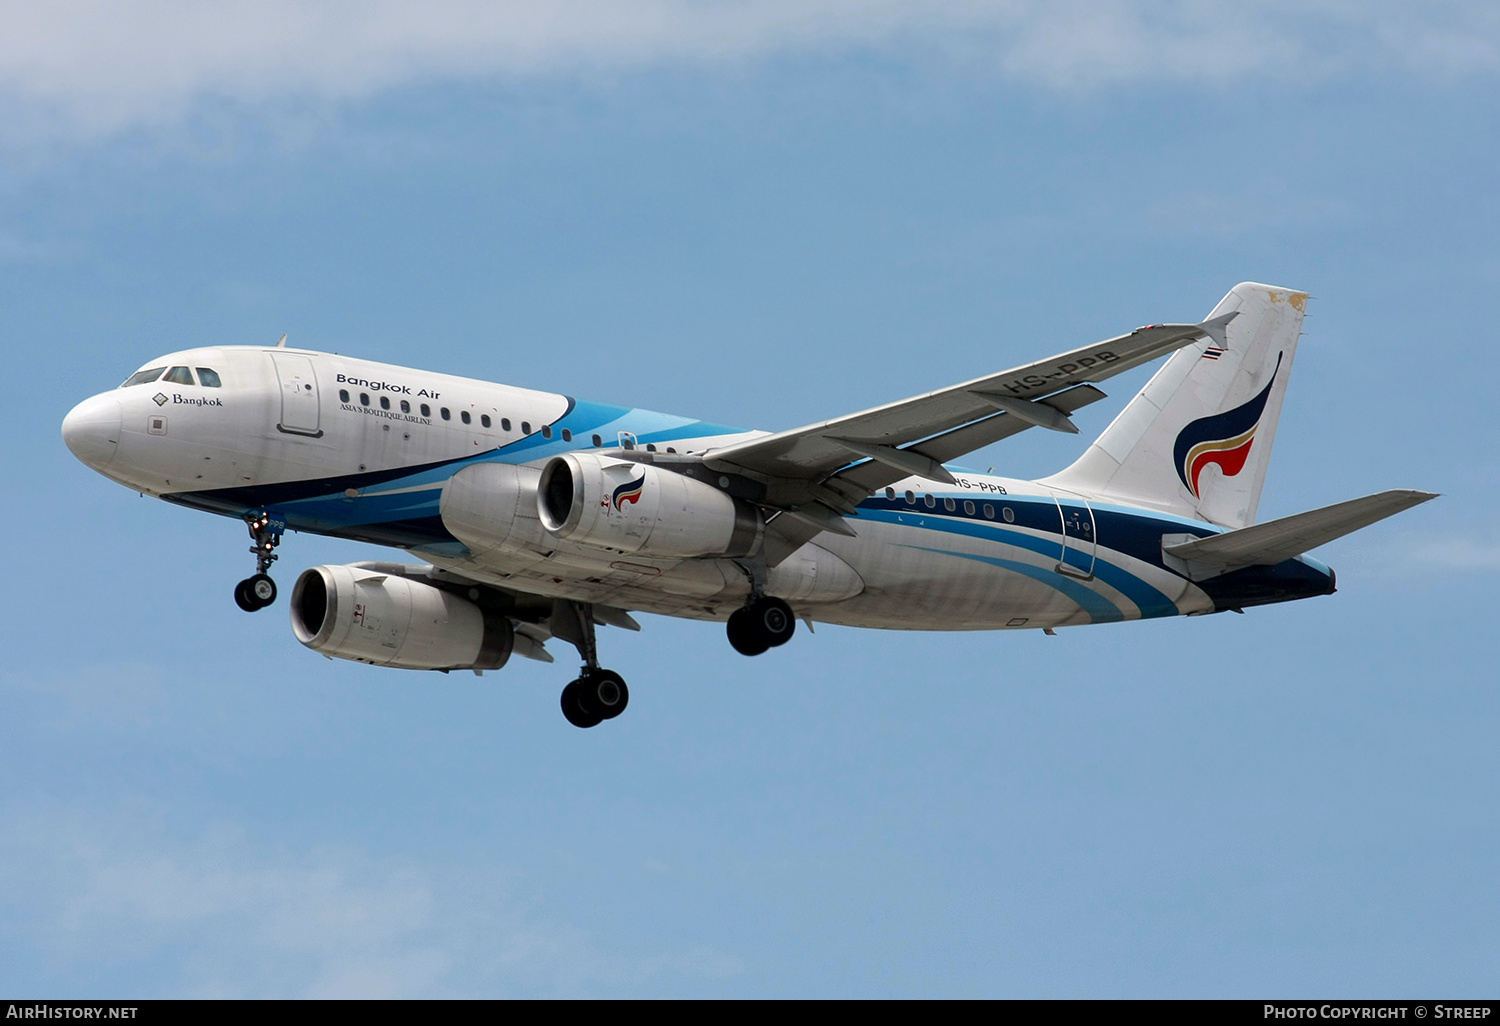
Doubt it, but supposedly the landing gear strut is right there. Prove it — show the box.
[727,596,796,656]
[553,600,629,729]
[234,513,282,612]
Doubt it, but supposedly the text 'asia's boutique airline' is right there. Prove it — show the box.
[63,284,1434,727]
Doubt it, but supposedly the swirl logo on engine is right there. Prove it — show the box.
[611,475,646,512]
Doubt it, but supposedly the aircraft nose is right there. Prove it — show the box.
[62,393,123,470]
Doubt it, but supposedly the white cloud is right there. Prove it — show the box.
[7,664,167,729]
[1404,537,1500,573]
[0,2,1496,150]
[0,808,742,997]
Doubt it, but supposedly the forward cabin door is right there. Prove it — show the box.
[269,352,322,437]
[1054,493,1097,580]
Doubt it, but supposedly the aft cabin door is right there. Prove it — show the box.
[269,353,322,437]
[1054,495,1097,580]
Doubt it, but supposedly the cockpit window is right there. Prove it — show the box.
[164,366,195,385]
[196,368,222,388]
[121,367,166,387]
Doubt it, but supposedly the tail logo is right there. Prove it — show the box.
[611,474,646,512]
[1172,353,1283,499]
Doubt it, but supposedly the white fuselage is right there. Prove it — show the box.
[63,345,1335,633]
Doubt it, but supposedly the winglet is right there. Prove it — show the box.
[276,333,288,348]
[1196,311,1238,349]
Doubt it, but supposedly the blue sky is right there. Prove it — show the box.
[2,2,1497,997]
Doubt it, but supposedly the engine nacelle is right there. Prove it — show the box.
[439,461,547,556]
[538,453,763,558]
[290,564,513,670]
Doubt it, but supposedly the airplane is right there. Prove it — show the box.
[61,282,1435,728]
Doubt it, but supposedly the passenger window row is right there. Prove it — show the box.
[582,432,677,453]
[340,389,440,418]
[334,390,576,442]
[883,486,1014,523]
[122,366,221,388]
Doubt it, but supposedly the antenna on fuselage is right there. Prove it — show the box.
[275,333,288,348]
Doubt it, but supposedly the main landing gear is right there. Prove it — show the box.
[234,513,282,612]
[727,596,796,656]
[561,669,629,730]
[553,600,629,729]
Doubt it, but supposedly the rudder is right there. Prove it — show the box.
[1043,282,1307,528]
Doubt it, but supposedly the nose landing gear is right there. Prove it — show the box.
[234,513,283,612]
[234,573,278,612]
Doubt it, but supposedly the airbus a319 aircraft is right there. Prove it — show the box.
[62,283,1433,728]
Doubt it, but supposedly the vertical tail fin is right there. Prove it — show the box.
[1044,282,1307,528]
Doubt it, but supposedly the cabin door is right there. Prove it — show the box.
[269,353,322,437]
[1054,494,1097,580]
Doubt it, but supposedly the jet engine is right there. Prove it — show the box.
[537,453,763,558]
[439,461,546,556]
[290,564,514,670]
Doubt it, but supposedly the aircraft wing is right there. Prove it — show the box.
[705,317,1231,483]
[696,315,1233,561]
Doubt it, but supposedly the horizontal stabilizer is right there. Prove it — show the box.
[1163,489,1438,571]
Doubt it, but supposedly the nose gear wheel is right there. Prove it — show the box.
[235,513,283,612]
[234,573,278,612]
